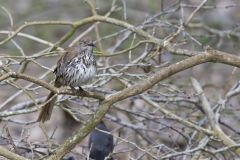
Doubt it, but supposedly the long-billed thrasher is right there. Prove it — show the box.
[37,38,97,123]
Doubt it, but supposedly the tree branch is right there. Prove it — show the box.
[0,146,29,160]
[47,49,240,159]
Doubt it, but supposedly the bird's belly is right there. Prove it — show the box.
[61,64,96,87]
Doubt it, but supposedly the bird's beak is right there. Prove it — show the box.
[89,43,97,48]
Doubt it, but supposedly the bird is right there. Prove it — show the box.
[88,121,114,160]
[37,38,97,123]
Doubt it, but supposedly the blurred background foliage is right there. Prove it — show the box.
[0,0,240,159]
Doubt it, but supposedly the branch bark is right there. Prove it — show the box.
[47,49,240,159]
[0,146,29,160]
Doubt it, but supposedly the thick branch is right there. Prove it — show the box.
[192,77,238,151]
[0,146,29,160]
[105,50,240,103]
[47,49,240,159]
[0,69,105,100]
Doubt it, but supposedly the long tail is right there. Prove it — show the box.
[37,91,57,123]
[37,81,61,123]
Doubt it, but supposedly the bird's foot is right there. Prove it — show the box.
[70,86,86,96]
[77,86,85,92]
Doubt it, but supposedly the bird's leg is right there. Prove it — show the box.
[78,86,85,92]
[70,86,86,96]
